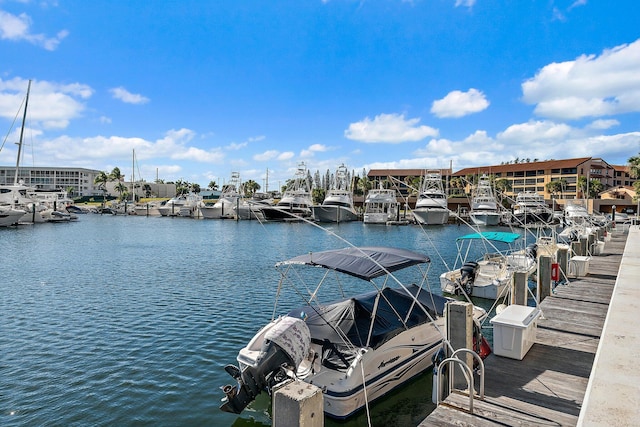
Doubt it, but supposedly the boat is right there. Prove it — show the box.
[133,201,163,216]
[412,170,450,225]
[440,231,537,299]
[469,175,501,226]
[0,205,26,227]
[233,192,273,220]
[260,163,313,221]
[219,246,489,419]
[201,172,243,219]
[511,192,552,225]
[311,164,358,223]
[158,196,188,217]
[362,187,398,224]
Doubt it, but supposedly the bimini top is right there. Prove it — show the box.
[276,246,430,281]
[457,231,521,244]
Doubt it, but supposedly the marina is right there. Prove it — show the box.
[2,213,639,426]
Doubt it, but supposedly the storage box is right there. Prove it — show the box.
[490,305,541,360]
[592,241,605,256]
[568,255,590,277]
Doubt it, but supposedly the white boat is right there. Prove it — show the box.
[311,164,358,223]
[440,231,537,300]
[511,192,552,225]
[261,163,313,221]
[133,201,163,216]
[469,174,501,226]
[0,205,26,227]
[177,193,205,218]
[233,193,273,220]
[220,246,489,419]
[201,172,243,219]
[363,187,398,224]
[412,170,449,225]
[158,196,188,217]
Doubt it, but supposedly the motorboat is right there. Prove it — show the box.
[201,172,242,219]
[511,192,552,225]
[219,246,489,419]
[362,187,398,224]
[133,201,163,216]
[0,205,26,227]
[469,174,501,226]
[412,170,449,225]
[311,164,358,223]
[233,193,273,220]
[440,231,537,300]
[261,163,313,221]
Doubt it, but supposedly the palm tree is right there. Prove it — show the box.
[577,175,588,198]
[242,180,260,197]
[94,171,109,206]
[588,179,604,199]
[628,154,640,179]
[114,182,128,201]
[208,180,219,191]
[545,180,563,200]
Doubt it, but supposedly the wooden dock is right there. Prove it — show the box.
[419,231,627,427]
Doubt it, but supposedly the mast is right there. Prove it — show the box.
[131,149,135,202]
[14,79,32,185]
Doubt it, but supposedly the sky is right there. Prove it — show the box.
[0,0,639,190]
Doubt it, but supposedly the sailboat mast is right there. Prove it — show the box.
[131,149,135,201]
[14,79,32,185]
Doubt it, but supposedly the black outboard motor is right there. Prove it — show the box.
[525,243,538,259]
[220,316,311,414]
[458,261,478,296]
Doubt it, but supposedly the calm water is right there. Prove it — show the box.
[1,214,526,427]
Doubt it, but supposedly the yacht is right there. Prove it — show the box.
[412,170,449,225]
[363,187,398,224]
[511,192,552,225]
[261,163,313,221]
[311,164,358,223]
[469,174,501,226]
[201,172,242,219]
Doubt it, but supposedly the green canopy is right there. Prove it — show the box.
[456,231,521,243]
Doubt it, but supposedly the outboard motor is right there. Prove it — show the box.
[525,243,538,259]
[457,261,478,296]
[220,316,311,414]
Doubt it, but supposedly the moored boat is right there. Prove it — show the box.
[362,187,398,224]
[260,163,313,221]
[311,164,358,223]
[469,174,501,226]
[412,170,450,225]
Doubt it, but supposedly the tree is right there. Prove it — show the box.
[546,180,563,199]
[192,183,201,194]
[94,171,109,205]
[208,180,219,191]
[242,180,260,197]
[588,179,604,199]
[109,167,122,182]
[312,188,326,204]
[628,154,640,179]
[494,178,511,195]
[114,182,128,201]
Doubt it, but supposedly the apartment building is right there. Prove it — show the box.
[0,166,103,197]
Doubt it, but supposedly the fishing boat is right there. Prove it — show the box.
[469,174,501,226]
[440,231,537,300]
[261,163,313,221]
[201,172,243,219]
[233,192,273,220]
[412,170,449,225]
[311,164,358,223]
[362,187,398,224]
[220,246,489,419]
[511,191,552,225]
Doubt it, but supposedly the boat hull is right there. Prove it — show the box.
[412,208,450,225]
[311,206,358,223]
[470,212,501,226]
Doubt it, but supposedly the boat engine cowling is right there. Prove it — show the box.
[457,261,478,295]
[220,316,311,414]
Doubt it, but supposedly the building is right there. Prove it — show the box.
[0,166,103,197]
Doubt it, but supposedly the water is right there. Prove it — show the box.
[1,215,526,426]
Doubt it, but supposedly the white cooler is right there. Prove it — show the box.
[568,255,590,277]
[490,305,541,360]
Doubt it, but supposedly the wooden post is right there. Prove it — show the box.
[446,301,473,390]
[579,237,588,257]
[272,380,324,427]
[571,240,582,257]
[557,246,569,282]
[537,255,552,302]
[511,271,528,306]
[587,233,596,255]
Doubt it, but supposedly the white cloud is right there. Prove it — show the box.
[431,88,490,118]
[277,151,295,161]
[522,39,640,120]
[344,113,438,143]
[587,119,619,130]
[0,77,92,129]
[454,0,476,8]
[253,150,279,162]
[0,10,68,51]
[110,87,150,104]
[497,120,572,143]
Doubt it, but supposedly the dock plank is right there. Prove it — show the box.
[419,231,627,427]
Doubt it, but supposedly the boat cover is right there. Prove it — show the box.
[276,246,430,281]
[457,231,521,243]
[289,284,447,349]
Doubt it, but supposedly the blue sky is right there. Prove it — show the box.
[0,0,639,190]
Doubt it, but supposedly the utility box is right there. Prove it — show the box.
[568,255,590,277]
[490,305,541,360]
[592,241,605,256]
